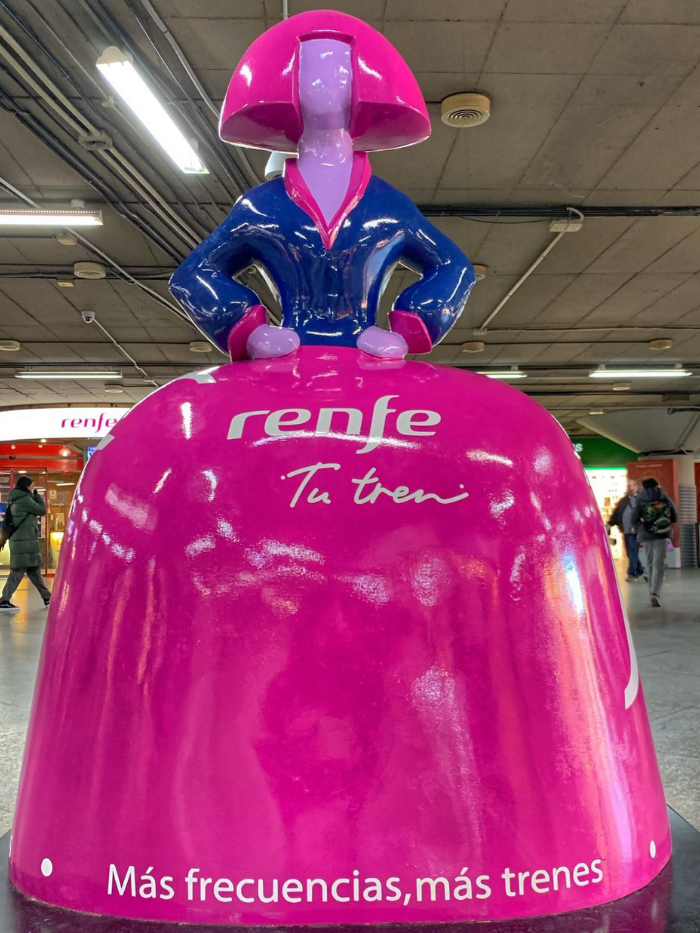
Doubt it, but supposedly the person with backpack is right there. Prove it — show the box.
[631,476,678,608]
[0,475,51,611]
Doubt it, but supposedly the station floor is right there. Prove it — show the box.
[0,567,699,838]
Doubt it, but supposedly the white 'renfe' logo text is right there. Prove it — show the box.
[227,394,440,454]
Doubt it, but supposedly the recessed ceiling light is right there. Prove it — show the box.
[649,338,673,351]
[61,449,69,456]
[590,367,690,378]
[0,339,20,351]
[97,47,208,174]
[40,438,47,443]
[477,368,527,380]
[104,383,124,394]
[588,410,605,415]
[612,383,631,392]
[15,369,122,380]
[0,209,102,226]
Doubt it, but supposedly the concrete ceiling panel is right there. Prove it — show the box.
[489,273,577,327]
[538,218,636,274]
[483,23,610,74]
[621,1,700,25]
[579,272,691,325]
[589,25,700,75]
[531,273,637,325]
[521,75,683,190]
[441,74,580,190]
[586,217,700,273]
[596,70,700,189]
[503,0,627,23]
[473,222,553,274]
[161,17,265,71]
[386,0,507,20]
[383,21,496,74]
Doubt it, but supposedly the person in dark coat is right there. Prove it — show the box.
[631,477,678,608]
[607,478,643,582]
[0,475,51,611]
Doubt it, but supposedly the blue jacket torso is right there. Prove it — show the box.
[170,175,475,352]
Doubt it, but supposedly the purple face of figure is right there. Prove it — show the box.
[298,38,352,130]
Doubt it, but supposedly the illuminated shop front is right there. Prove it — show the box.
[0,407,129,575]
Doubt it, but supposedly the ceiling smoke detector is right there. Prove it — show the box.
[649,338,673,351]
[74,261,107,280]
[462,341,485,353]
[440,92,491,128]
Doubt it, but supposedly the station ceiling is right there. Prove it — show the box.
[0,0,700,434]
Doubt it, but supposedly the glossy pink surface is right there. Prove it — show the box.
[10,348,669,925]
[219,11,431,152]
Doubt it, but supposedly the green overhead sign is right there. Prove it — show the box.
[569,436,636,468]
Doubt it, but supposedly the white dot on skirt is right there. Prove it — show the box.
[650,840,657,858]
[41,858,53,877]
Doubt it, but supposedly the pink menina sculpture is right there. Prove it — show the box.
[8,9,669,929]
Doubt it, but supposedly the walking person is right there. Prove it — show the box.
[607,478,644,582]
[631,477,678,608]
[0,475,51,612]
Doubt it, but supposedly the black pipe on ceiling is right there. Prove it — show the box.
[420,205,700,218]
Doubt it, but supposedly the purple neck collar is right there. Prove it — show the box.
[283,153,372,250]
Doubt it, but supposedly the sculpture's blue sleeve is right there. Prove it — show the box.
[392,189,476,345]
[169,198,262,353]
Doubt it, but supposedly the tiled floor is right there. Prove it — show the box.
[0,566,699,838]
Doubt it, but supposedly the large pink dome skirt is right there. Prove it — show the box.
[9,348,669,925]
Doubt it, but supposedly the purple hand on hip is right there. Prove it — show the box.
[247,325,300,359]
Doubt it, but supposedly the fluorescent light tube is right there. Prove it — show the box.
[97,47,208,175]
[15,370,122,380]
[477,371,527,380]
[0,209,102,226]
[589,369,691,378]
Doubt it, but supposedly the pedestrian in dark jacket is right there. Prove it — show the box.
[0,475,51,612]
[607,478,643,582]
[631,477,678,608]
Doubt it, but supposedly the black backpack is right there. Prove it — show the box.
[1,502,27,540]
[640,498,672,536]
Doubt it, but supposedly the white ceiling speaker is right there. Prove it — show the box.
[649,338,673,350]
[74,261,107,279]
[104,384,124,394]
[0,339,20,351]
[189,340,213,353]
[473,264,487,280]
[440,92,491,128]
[462,341,485,353]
